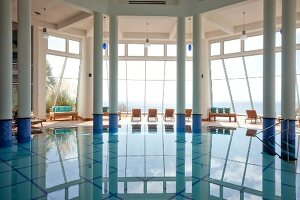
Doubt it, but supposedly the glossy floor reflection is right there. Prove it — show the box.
[0,125,299,199]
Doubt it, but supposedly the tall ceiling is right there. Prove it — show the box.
[11,0,300,40]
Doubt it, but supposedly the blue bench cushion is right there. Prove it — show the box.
[217,108,224,113]
[52,106,72,112]
[224,108,230,113]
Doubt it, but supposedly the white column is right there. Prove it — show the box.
[0,0,12,119]
[193,14,201,114]
[109,15,118,114]
[177,16,185,114]
[93,12,103,115]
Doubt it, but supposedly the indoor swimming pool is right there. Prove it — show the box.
[0,124,299,199]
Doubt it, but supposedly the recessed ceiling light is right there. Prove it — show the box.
[33,11,41,15]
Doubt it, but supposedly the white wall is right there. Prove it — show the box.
[32,26,47,120]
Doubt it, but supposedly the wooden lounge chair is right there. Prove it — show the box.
[163,109,175,122]
[147,109,158,122]
[185,109,192,121]
[131,109,142,122]
[245,110,262,123]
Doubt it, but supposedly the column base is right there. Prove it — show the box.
[0,119,12,147]
[192,114,202,133]
[93,114,103,134]
[109,114,118,133]
[281,119,297,161]
[263,117,276,155]
[176,114,185,133]
[17,118,31,143]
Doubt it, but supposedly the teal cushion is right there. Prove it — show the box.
[210,107,217,113]
[217,108,224,113]
[52,106,57,112]
[66,106,72,112]
[224,108,230,113]
[61,106,66,112]
[103,107,109,112]
[54,128,72,134]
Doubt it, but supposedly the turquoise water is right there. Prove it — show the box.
[0,125,299,199]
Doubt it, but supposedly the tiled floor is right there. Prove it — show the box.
[1,118,300,199]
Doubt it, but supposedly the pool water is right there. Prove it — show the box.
[0,124,299,199]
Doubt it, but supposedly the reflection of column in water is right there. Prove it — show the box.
[108,134,118,199]
[15,143,31,199]
[262,153,275,199]
[0,146,12,200]
[93,134,103,199]
[281,160,296,200]
[32,135,46,197]
[192,133,210,200]
[79,134,93,199]
[176,134,185,199]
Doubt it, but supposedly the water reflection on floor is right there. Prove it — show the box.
[0,124,299,199]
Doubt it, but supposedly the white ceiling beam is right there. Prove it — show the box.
[169,21,177,39]
[32,19,57,30]
[203,14,234,34]
[57,12,92,30]
[123,32,170,40]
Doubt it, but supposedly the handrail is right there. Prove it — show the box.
[254,118,288,137]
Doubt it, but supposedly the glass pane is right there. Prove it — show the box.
[127,61,145,80]
[167,44,176,57]
[103,60,109,80]
[275,52,281,76]
[185,61,192,81]
[276,32,282,47]
[164,81,176,109]
[148,44,164,56]
[118,80,127,112]
[128,81,145,112]
[186,45,192,57]
[228,79,251,114]
[224,57,245,79]
[146,157,164,177]
[118,44,125,56]
[63,58,80,79]
[224,39,241,54]
[210,42,220,56]
[210,60,225,79]
[69,40,80,54]
[146,81,163,112]
[244,35,263,51]
[244,55,263,77]
[165,61,176,80]
[48,36,66,52]
[297,50,300,74]
[103,80,109,106]
[146,61,164,80]
[46,54,66,77]
[59,79,79,102]
[186,81,192,109]
[128,44,145,56]
[119,60,126,80]
[211,80,232,109]
[249,78,263,114]
[276,76,281,115]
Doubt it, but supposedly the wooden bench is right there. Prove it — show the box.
[208,107,237,122]
[50,106,78,121]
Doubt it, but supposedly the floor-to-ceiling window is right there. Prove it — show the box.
[209,28,300,115]
[46,35,81,113]
[102,42,193,115]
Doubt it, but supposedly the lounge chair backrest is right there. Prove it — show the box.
[103,107,109,112]
[132,109,141,117]
[185,109,192,117]
[246,110,257,118]
[148,109,157,117]
[210,107,217,113]
[165,109,174,117]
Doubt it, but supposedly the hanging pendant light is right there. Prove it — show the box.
[145,22,150,48]
[41,8,49,39]
[187,17,192,51]
[240,11,247,41]
[102,16,107,49]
